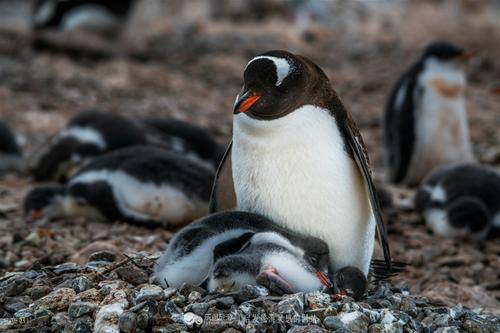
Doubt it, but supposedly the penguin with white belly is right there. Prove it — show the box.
[153,211,330,289]
[24,146,214,228]
[32,0,135,34]
[384,41,474,186]
[32,110,222,181]
[210,50,392,276]
[415,163,500,239]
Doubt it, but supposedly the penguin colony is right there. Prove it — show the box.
[1,21,496,299]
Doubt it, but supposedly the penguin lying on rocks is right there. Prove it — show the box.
[208,234,327,294]
[384,41,474,186]
[153,211,330,289]
[415,163,500,239]
[24,146,214,228]
[33,0,136,34]
[0,120,24,175]
[32,110,222,181]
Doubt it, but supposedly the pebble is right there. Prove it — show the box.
[115,265,149,285]
[72,276,93,293]
[118,311,137,333]
[216,296,235,309]
[68,301,97,318]
[277,293,304,317]
[234,284,269,303]
[53,263,81,275]
[323,316,346,330]
[33,287,76,312]
[339,310,370,332]
[135,284,164,303]
[88,250,117,263]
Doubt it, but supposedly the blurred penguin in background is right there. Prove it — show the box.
[415,163,500,240]
[384,41,474,187]
[31,110,223,182]
[0,120,25,176]
[32,0,136,35]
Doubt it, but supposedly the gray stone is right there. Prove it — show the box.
[13,308,34,320]
[4,277,32,296]
[29,285,51,300]
[4,300,27,314]
[71,276,93,293]
[115,265,149,285]
[73,316,93,333]
[339,310,370,332]
[188,302,210,316]
[118,311,137,333]
[323,316,346,330]
[188,290,202,303]
[434,314,451,327]
[68,301,97,318]
[179,283,207,297]
[135,284,164,303]
[276,293,304,317]
[216,296,235,309]
[234,285,269,303]
[53,263,81,275]
[306,292,331,309]
[88,250,117,263]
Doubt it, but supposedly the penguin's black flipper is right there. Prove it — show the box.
[209,140,236,213]
[341,118,392,271]
[213,232,255,261]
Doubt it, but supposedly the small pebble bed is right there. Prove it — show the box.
[0,251,498,333]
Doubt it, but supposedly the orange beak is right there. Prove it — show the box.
[316,269,333,288]
[233,90,261,114]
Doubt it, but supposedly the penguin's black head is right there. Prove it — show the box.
[333,266,367,300]
[447,196,491,239]
[23,185,67,221]
[234,50,333,120]
[304,240,330,273]
[422,41,465,61]
[32,137,101,181]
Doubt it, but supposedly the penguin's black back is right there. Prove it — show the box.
[0,121,21,155]
[384,60,424,183]
[418,163,500,215]
[73,146,215,200]
[69,110,149,149]
[33,0,135,29]
[171,211,328,260]
[141,117,225,166]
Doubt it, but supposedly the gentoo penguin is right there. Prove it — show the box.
[153,211,330,289]
[32,0,135,33]
[0,120,24,175]
[384,41,474,186]
[32,110,221,181]
[210,50,392,275]
[24,146,214,228]
[415,163,500,239]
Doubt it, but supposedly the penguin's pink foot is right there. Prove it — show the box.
[256,264,294,295]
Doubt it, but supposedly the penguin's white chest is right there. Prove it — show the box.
[406,60,474,184]
[232,106,375,274]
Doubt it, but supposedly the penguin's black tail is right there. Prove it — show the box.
[370,259,408,282]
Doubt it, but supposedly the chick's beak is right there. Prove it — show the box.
[233,90,261,114]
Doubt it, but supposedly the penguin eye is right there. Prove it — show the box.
[309,256,318,265]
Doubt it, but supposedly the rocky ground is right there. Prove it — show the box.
[0,0,499,332]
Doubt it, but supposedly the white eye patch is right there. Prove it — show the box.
[246,56,293,86]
